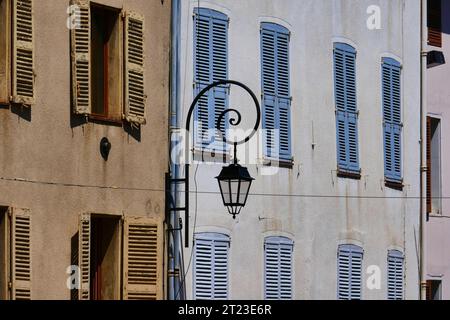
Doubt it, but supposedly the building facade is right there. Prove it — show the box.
[0,0,171,299]
[426,0,450,300]
[176,0,421,300]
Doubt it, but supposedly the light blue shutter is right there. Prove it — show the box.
[261,23,291,160]
[193,8,228,150]
[194,233,229,300]
[334,43,359,173]
[382,58,402,182]
[264,237,293,300]
[337,244,363,300]
[387,250,404,300]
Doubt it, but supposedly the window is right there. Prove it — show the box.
[426,280,442,300]
[0,0,35,105]
[0,207,31,300]
[337,244,363,300]
[428,0,442,47]
[78,214,163,300]
[261,22,292,162]
[427,117,442,215]
[387,250,404,300]
[193,8,229,151]
[193,233,229,300]
[333,43,359,177]
[264,236,293,300]
[71,0,146,124]
[90,5,121,119]
[382,58,402,185]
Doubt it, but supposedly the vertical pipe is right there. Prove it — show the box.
[420,0,428,300]
[169,0,183,300]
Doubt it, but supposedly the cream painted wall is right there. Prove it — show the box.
[180,0,421,300]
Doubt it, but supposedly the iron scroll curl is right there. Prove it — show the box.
[185,80,261,149]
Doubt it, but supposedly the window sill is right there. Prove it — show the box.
[193,148,230,163]
[337,169,361,180]
[262,158,294,169]
[88,114,123,126]
[385,179,403,191]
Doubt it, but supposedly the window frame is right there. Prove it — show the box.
[193,232,230,300]
[263,236,294,300]
[333,42,361,178]
[337,244,363,300]
[192,7,230,153]
[88,2,123,123]
[260,22,293,166]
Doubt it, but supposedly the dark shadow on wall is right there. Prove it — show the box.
[10,103,31,122]
[124,122,141,142]
[70,232,79,301]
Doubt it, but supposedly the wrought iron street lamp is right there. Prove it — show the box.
[216,161,254,219]
[172,79,260,247]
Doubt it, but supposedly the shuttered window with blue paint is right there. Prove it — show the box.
[261,23,292,161]
[333,43,359,174]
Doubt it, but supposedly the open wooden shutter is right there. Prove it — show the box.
[426,117,432,214]
[382,58,402,182]
[10,208,31,300]
[124,12,146,124]
[78,213,90,300]
[387,250,404,300]
[0,0,11,104]
[12,0,34,105]
[264,236,293,300]
[428,0,442,47]
[337,244,363,300]
[123,216,162,300]
[70,0,90,114]
[194,233,229,300]
[426,280,432,300]
[334,43,359,173]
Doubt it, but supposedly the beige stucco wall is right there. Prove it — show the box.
[0,0,171,299]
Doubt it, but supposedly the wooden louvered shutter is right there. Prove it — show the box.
[70,0,90,114]
[0,0,11,104]
[387,250,404,300]
[124,12,146,124]
[261,23,291,160]
[78,213,90,300]
[426,280,432,300]
[337,244,363,300]
[334,43,359,173]
[10,208,31,300]
[12,0,34,105]
[428,0,442,47]
[426,117,432,214]
[123,216,162,300]
[194,233,229,300]
[382,58,402,182]
[264,236,293,300]
[193,8,228,150]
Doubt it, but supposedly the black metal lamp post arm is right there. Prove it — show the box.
[183,80,261,247]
